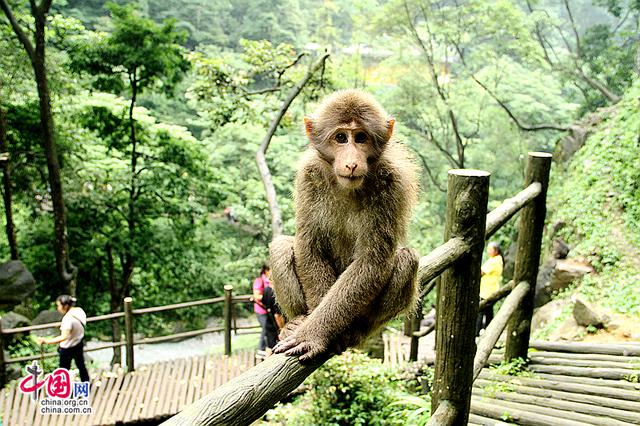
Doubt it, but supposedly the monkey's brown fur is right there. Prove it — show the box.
[270,89,420,362]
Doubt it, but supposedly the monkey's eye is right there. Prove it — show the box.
[335,132,348,144]
[355,132,367,144]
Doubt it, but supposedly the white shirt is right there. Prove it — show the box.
[59,307,87,349]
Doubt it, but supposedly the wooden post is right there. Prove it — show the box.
[224,285,233,356]
[505,152,552,361]
[0,317,6,387]
[432,170,490,425]
[124,297,135,372]
[403,317,412,337]
[409,293,424,361]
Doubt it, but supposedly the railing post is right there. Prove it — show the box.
[409,294,424,362]
[124,297,135,372]
[224,285,233,356]
[505,152,552,361]
[431,170,490,426]
[0,317,6,387]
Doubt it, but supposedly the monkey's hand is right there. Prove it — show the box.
[279,315,306,340]
[273,327,330,362]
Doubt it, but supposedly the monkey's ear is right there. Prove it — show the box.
[304,116,314,140]
[386,118,396,140]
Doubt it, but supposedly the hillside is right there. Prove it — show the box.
[536,79,640,342]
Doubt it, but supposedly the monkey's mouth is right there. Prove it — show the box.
[338,174,363,181]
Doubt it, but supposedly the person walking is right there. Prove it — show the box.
[477,242,504,335]
[38,295,90,382]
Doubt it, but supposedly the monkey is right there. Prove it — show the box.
[269,89,420,362]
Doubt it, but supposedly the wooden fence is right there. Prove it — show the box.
[0,285,260,385]
[159,152,553,426]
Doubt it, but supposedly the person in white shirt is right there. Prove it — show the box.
[37,295,90,382]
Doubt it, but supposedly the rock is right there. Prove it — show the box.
[532,299,566,331]
[551,239,570,259]
[534,258,594,308]
[0,260,36,309]
[0,312,31,330]
[31,310,63,336]
[573,297,606,328]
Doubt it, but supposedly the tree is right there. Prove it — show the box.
[69,2,190,302]
[188,39,330,239]
[1,0,77,293]
[525,0,640,110]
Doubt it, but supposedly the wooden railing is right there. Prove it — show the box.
[160,152,552,426]
[0,285,259,384]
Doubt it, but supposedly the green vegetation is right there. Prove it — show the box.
[546,81,640,316]
[265,352,424,425]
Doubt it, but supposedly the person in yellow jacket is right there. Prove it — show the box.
[477,242,503,335]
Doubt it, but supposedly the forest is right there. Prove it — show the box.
[1,0,639,423]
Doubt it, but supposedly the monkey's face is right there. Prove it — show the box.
[325,122,375,190]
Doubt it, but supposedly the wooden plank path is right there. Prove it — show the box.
[383,336,640,425]
[0,350,256,426]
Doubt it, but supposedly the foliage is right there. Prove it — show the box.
[489,357,533,377]
[546,79,640,315]
[266,351,421,425]
[69,2,189,96]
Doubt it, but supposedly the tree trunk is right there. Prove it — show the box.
[0,106,19,260]
[107,244,122,365]
[31,2,77,295]
[122,74,138,297]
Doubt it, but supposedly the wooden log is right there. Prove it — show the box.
[133,296,225,315]
[472,394,632,426]
[529,350,640,364]
[474,378,640,416]
[409,290,426,362]
[469,413,513,426]
[530,341,640,356]
[528,364,640,380]
[426,400,457,426]
[477,370,640,400]
[472,386,639,424]
[474,281,529,380]
[432,169,490,425]
[136,327,225,345]
[224,285,233,356]
[505,152,552,361]
[529,356,639,370]
[0,318,6,386]
[470,398,586,426]
[478,280,515,311]
[161,353,324,426]
[417,236,469,288]
[124,296,135,372]
[485,182,541,239]
[413,321,435,338]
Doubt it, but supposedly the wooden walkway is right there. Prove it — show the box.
[1,350,256,426]
[383,336,640,425]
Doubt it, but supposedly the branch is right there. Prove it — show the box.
[277,52,306,84]
[410,148,446,193]
[0,0,35,62]
[256,52,330,238]
[563,0,581,57]
[575,68,621,104]
[471,75,571,132]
